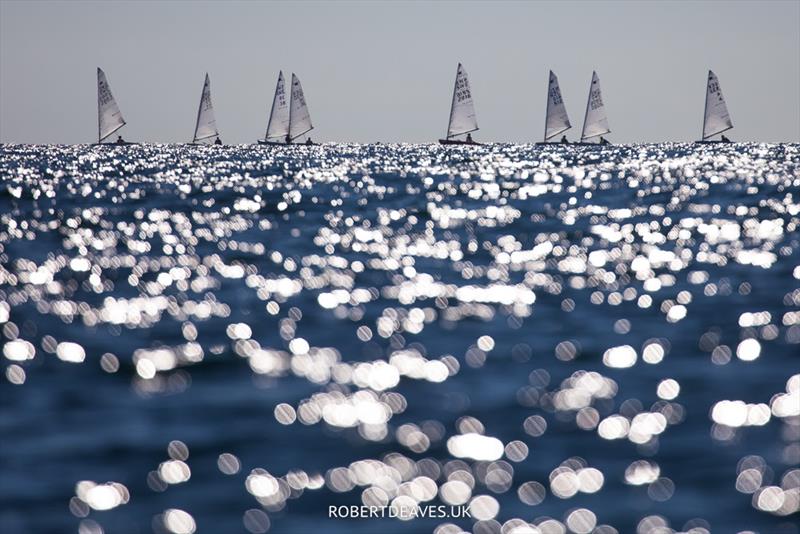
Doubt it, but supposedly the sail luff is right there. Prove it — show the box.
[97,70,100,143]
[193,73,219,143]
[702,70,733,140]
[701,72,710,140]
[288,73,313,141]
[446,63,479,139]
[580,71,610,141]
[446,65,460,139]
[97,67,126,143]
[192,74,206,142]
[580,79,591,141]
[265,71,290,141]
[543,70,571,141]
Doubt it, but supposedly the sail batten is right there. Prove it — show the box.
[580,71,610,142]
[193,73,219,144]
[288,73,313,141]
[544,70,571,141]
[265,71,290,141]
[702,70,733,140]
[97,68,126,143]
[446,63,479,139]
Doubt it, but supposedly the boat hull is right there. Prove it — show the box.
[535,142,572,146]
[695,140,733,144]
[92,141,139,146]
[257,140,316,146]
[439,139,481,146]
[257,140,290,146]
[572,142,612,146]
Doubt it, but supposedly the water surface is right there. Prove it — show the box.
[1,143,798,534]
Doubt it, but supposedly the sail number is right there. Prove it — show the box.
[98,82,113,106]
[589,89,603,110]
[201,92,212,111]
[549,87,562,105]
[276,84,286,106]
[455,77,471,103]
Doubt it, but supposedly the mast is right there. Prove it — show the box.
[446,64,460,139]
[97,70,101,144]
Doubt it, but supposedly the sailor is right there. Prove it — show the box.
[560,135,569,144]
[466,133,473,143]
[285,134,292,144]
[306,138,313,145]
[721,135,731,142]
[214,137,222,145]
[116,135,125,144]
[599,136,609,145]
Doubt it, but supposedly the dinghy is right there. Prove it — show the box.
[95,68,133,145]
[577,71,611,146]
[258,71,290,145]
[288,73,315,145]
[192,73,222,145]
[439,63,480,145]
[696,70,733,143]
[536,70,571,145]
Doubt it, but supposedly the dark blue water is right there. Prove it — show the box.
[1,143,798,534]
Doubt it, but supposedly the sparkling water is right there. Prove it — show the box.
[1,143,798,533]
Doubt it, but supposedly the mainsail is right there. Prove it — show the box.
[702,70,733,140]
[193,73,219,143]
[580,71,610,142]
[289,73,313,141]
[265,71,290,142]
[544,70,571,141]
[446,63,479,139]
[97,68,126,143]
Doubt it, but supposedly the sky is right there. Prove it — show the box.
[1,0,798,144]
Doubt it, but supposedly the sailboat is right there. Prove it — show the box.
[289,73,314,144]
[439,63,480,145]
[192,73,222,145]
[259,72,314,145]
[577,71,611,145]
[258,71,290,145]
[96,68,131,145]
[697,70,733,143]
[536,70,571,145]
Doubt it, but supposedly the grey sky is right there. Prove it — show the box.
[1,0,798,144]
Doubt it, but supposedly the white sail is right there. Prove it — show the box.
[193,73,219,143]
[265,71,290,142]
[97,68,126,143]
[446,63,479,139]
[702,70,733,140]
[544,70,571,141]
[580,71,610,141]
[289,73,313,141]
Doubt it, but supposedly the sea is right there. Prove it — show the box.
[1,143,798,534]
